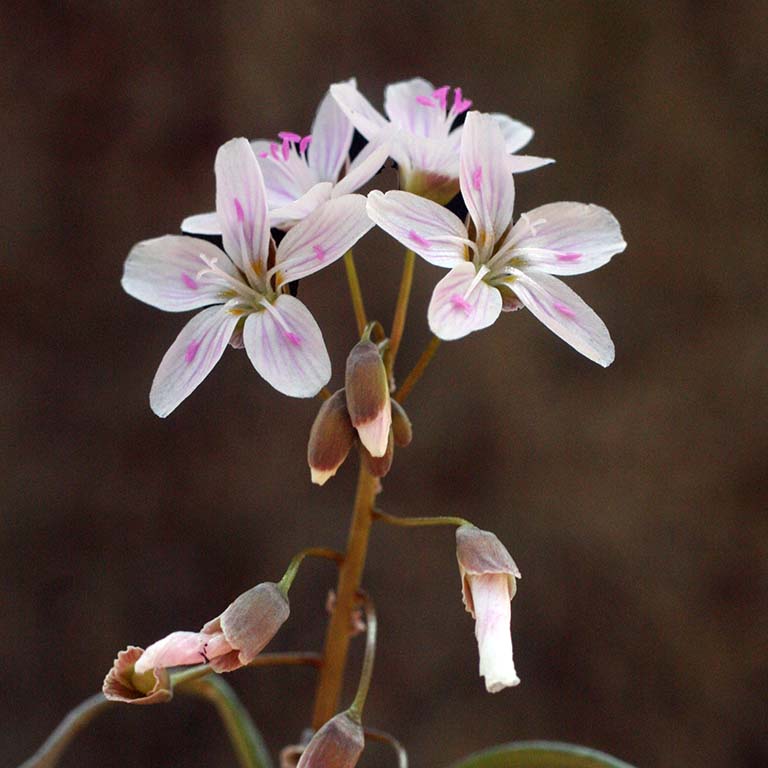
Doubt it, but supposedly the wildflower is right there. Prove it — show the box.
[456,525,521,693]
[182,81,389,234]
[122,137,373,415]
[331,77,552,202]
[367,111,626,366]
[296,711,365,768]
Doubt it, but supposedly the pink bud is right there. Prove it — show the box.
[345,340,391,457]
[307,389,355,486]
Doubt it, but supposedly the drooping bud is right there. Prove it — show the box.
[456,525,521,692]
[345,340,391,457]
[308,389,355,486]
[390,399,412,447]
[296,711,365,768]
[360,428,393,478]
[103,646,173,704]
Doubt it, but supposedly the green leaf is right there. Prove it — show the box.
[448,741,635,768]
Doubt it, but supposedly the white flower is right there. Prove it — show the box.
[182,81,389,234]
[331,77,553,202]
[366,111,627,366]
[122,138,373,416]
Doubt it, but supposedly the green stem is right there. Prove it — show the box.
[394,335,441,403]
[278,547,345,594]
[348,594,377,721]
[344,250,368,336]
[385,249,416,379]
[373,509,472,528]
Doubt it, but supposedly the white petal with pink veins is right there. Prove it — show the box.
[507,202,627,275]
[134,631,206,674]
[459,112,516,256]
[333,141,390,197]
[243,295,330,397]
[275,194,373,285]
[309,84,355,182]
[508,270,615,366]
[269,182,334,230]
[330,80,388,141]
[428,262,503,340]
[384,77,445,139]
[150,306,239,417]
[251,139,319,207]
[366,190,469,268]
[490,112,534,153]
[123,236,238,312]
[215,138,270,283]
[180,211,221,237]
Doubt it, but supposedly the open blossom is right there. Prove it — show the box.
[122,137,373,416]
[331,77,552,202]
[367,111,626,366]
[456,525,521,693]
[182,81,389,234]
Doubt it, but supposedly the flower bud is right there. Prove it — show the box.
[390,399,412,447]
[103,646,172,704]
[360,428,393,478]
[456,525,521,693]
[307,389,355,486]
[296,711,365,768]
[345,340,391,457]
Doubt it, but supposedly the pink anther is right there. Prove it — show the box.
[554,301,576,318]
[258,151,269,158]
[270,143,281,161]
[234,197,245,222]
[557,252,581,262]
[313,244,326,261]
[181,272,198,290]
[408,230,431,248]
[450,293,472,314]
[280,138,291,161]
[416,95,436,107]
[185,339,201,363]
[452,87,472,115]
[432,85,450,110]
[472,167,483,191]
[299,134,312,154]
[278,131,302,143]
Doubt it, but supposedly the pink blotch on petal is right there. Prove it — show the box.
[181,272,198,290]
[557,252,582,263]
[313,244,326,262]
[472,167,483,191]
[416,95,436,107]
[285,332,302,347]
[258,151,269,158]
[234,198,245,223]
[185,339,201,363]
[554,301,577,318]
[408,230,431,248]
[450,294,472,314]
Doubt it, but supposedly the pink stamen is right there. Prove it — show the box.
[234,197,245,222]
[258,151,269,158]
[185,339,201,363]
[432,85,450,110]
[557,252,582,262]
[278,131,302,143]
[280,138,290,161]
[450,293,472,314]
[270,143,281,161]
[416,95,436,107]
[408,230,431,248]
[554,301,576,318]
[181,272,198,290]
[299,134,312,154]
[284,332,301,347]
[472,167,483,191]
[313,244,326,261]
[452,87,472,115]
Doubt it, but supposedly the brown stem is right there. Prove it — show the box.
[394,336,441,403]
[384,250,415,380]
[311,461,378,728]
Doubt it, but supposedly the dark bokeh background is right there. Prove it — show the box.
[3,2,767,767]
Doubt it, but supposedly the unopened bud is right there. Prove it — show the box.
[103,646,172,704]
[345,340,391,457]
[296,711,365,768]
[390,399,412,447]
[308,389,355,485]
[360,428,393,478]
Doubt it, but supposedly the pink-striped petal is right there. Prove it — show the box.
[507,202,626,275]
[122,236,237,312]
[215,138,270,283]
[133,631,206,674]
[275,194,373,285]
[243,295,331,398]
[330,80,388,141]
[150,306,239,417]
[508,270,614,366]
[366,189,469,268]
[459,112,516,256]
[309,84,355,182]
[180,211,220,236]
[428,261,503,340]
[269,182,334,230]
[384,77,445,139]
[333,141,390,197]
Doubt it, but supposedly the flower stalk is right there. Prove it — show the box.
[394,335,441,403]
[343,250,368,336]
[384,249,416,379]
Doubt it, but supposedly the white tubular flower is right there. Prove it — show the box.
[182,80,389,234]
[367,111,627,366]
[331,77,552,202]
[122,138,373,415]
[456,525,521,693]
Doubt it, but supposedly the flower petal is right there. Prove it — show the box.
[215,138,270,282]
[133,631,206,674]
[330,80,388,140]
[333,141,390,197]
[123,235,236,312]
[243,295,330,397]
[366,189,469,268]
[384,77,446,138]
[150,306,239,417]
[490,112,534,153]
[275,194,373,285]
[507,154,555,173]
[309,84,355,182]
[269,182,334,230]
[428,261,503,340]
[251,140,319,208]
[508,202,627,275]
[180,211,220,236]
[460,112,516,256]
[508,270,614,366]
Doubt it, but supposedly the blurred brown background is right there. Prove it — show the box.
[3,1,767,766]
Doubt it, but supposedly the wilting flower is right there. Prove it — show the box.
[331,77,552,202]
[183,81,389,234]
[456,525,521,693]
[102,646,172,704]
[367,111,626,366]
[122,137,373,415]
[296,711,365,768]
